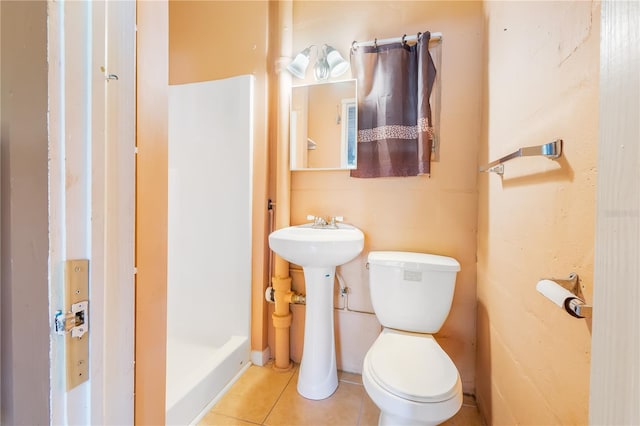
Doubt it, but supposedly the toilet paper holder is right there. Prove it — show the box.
[538,273,592,319]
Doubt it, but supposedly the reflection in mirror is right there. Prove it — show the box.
[290,80,357,170]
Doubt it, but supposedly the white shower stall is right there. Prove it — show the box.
[166,75,254,425]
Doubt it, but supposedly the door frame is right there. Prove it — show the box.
[48,1,135,423]
[589,2,640,423]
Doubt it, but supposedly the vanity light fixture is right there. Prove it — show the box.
[287,47,312,79]
[325,45,350,77]
[287,44,350,81]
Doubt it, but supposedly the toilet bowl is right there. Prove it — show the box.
[362,329,462,426]
[363,251,462,426]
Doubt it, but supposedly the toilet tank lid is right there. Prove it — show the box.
[368,251,460,272]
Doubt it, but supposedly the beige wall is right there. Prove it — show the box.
[285,1,484,392]
[476,2,598,424]
[136,1,169,424]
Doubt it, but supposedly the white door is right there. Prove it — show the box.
[590,1,640,424]
[48,1,135,424]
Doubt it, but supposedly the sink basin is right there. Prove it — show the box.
[268,222,365,400]
[269,223,364,268]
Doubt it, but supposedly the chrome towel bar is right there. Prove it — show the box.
[480,139,563,175]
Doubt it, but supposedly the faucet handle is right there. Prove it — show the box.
[329,216,344,225]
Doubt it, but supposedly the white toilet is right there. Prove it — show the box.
[363,251,463,426]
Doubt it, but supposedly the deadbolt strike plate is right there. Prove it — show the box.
[62,259,90,390]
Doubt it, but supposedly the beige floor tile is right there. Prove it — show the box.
[211,364,296,424]
[265,371,365,426]
[198,411,259,426]
[205,366,484,426]
[357,392,380,426]
[441,405,485,426]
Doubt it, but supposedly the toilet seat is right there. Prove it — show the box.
[367,331,460,404]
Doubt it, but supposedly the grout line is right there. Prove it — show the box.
[340,379,363,386]
[338,372,364,385]
[338,372,364,386]
[259,365,299,425]
[198,410,261,426]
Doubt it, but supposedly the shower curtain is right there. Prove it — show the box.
[350,32,437,178]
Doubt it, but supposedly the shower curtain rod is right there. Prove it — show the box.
[353,32,442,48]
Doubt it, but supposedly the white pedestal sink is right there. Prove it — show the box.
[269,223,364,400]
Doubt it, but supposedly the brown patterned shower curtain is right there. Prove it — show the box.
[350,32,437,178]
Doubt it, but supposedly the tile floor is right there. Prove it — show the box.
[199,363,484,426]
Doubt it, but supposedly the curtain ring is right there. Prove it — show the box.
[401,34,407,45]
[352,40,357,49]
[416,32,422,42]
[374,38,378,49]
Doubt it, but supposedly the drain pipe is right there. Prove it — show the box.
[271,0,294,372]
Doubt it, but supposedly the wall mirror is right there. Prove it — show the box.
[290,80,357,170]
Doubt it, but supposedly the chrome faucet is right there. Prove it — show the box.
[306,215,343,228]
[307,215,328,227]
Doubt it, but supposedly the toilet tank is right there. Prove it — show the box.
[367,251,460,334]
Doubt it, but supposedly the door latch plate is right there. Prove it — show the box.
[55,300,89,338]
[54,259,90,390]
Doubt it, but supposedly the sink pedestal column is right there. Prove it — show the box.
[297,266,338,400]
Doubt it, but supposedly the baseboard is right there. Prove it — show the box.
[250,347,271,366]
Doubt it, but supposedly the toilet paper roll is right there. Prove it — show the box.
[536,279,575,307]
